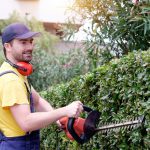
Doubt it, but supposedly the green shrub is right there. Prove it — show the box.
[74,0,150,53]
[29,47,90,92]
[0,42,4,65]
[40,50,150,150]
[69,0,150,69]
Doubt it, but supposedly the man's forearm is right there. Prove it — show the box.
[11,100,83,133]
[35,97,54,112]
[22,107,67,132]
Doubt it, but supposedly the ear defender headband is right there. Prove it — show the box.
[6,59,33,76]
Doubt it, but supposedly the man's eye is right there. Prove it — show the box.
[22,41,26,44]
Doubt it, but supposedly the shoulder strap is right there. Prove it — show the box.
[0,70,18,77]
[0,71,30,91]
[0,70,34,112]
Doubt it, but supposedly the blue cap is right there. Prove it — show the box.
[2,22,41,45]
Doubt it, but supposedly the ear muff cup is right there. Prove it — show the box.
[16,62,33,76]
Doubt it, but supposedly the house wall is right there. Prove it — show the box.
[0,0,19,19]
[16,0,39,18]
[0,0,39,19]
[0,0,73,23]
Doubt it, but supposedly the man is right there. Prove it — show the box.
[0,23,83,150]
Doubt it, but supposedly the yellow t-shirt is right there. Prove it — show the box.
[0,61,30,137]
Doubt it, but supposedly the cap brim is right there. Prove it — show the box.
[15,31,41,39]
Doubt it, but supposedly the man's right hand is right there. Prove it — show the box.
[64,101,83,118]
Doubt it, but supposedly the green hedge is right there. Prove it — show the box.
[40,50,150,150]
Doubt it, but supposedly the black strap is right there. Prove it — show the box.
[0,70,33,111]
[0,71,18,77]
[5,59,27,72]
[67,118,85,144]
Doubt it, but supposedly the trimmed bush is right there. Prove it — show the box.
[40,50,150,150]
[29,48,89,91]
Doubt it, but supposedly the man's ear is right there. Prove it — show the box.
[4,43,12,52]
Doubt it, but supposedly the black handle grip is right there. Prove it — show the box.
[83,105,93,112]
[67,117,84,144]
[67,105,93,144]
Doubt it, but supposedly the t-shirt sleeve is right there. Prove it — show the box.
[1,79,29,108]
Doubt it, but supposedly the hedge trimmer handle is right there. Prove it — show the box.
[66,105,97,143]
[59,105,100,144]
[82,105,93,112]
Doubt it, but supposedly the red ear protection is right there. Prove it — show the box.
[6,59,33,76]
[16,62,33,76]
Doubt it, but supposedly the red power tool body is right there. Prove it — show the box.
[59,117,85,141]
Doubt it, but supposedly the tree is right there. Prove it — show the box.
[69,0,150,68]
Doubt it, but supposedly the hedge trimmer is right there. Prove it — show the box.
[59,106,145,144]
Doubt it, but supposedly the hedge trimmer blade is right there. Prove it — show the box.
[95,116,145,133]
[60,106,145,144]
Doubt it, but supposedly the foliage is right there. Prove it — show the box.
[26,17,60,53]
[29,47,90,92]
[68,0,150,69]
[40,50,150,150]
[0,40,4,65]
[0,11,22,34]
[0,52,4,65]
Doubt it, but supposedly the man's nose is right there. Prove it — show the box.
[26,43,34,49]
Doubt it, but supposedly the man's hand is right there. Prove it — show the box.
[56,120,62,128]
[64,101,83,118]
